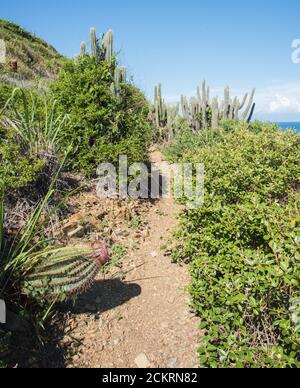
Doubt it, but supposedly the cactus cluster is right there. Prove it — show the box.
[153,84,179,141]
[79,27,127,98]
[181,81,256,132]
[22,241,109,302]
[152,81,256,139]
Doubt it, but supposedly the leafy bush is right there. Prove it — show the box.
[0,132,44,190]
[167,122,300,368]
[51,56,152,174]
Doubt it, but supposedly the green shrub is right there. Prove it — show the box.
[168,123,300,368]
[51,56,152,174]
[0,132,44,190]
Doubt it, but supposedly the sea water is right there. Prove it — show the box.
[277,122,300,133]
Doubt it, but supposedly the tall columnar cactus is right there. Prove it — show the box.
[201,80,208,130]
[181,95,190,121]
[154,83,167,129]
[103,30,114,63]
[241,88,256,121]
[153,81,256,138]
[167,104,180,142]
[111,66,127,97]
[211,97,219,130]
[90,27,100,60]
[80,42,87,57]
[223,86,230,119]
[22,241,109,301]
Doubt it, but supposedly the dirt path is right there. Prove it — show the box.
[65,150,200,368]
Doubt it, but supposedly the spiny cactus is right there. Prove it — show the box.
[167,104,180,142]
[22,241,109,301]
[111,66,127,97]
[80,42,87,57]
[152,84,180,142]
[179,81,256,132]
[154,83,168,128]
[211,97,219,130]
[242,88,256,121]
[90,27,100,60]
[153,81,256,136]
[103,30,114,63]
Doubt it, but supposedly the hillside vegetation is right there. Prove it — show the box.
[0,19,63,81]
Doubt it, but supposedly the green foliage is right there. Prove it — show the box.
[0,132,44,190]
[0,83,13,107]
[51,55,152,174]
[1,88,71,157]
[167,122,300,368]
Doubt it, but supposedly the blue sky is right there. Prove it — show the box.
[1,0,300,121]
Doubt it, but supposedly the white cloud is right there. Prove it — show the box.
[269,94,300,113]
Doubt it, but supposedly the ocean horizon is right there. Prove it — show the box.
[275,122,300,133]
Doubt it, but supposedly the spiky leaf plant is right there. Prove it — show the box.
[1,88,70,157]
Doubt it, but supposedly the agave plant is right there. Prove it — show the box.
[1,88,70,157]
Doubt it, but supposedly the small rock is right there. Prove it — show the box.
[134,353,151,368]
[150,251,158,258]
[167,357,178,368]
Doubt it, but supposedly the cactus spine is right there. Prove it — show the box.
[90,27,100,60]
[22,242,109,301]
[104,30,114,63]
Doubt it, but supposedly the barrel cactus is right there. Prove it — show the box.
[22,241,109,302]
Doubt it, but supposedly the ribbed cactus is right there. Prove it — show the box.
[103,30,114,63]
[211,97,219,130]
[22,241,109,301]
[242,88,256,121]
[201,80,208,130]
[167,104,180,142]
[80,42,87,57]
[154,83,167,128]
[181,95,190,121]
[111,66,127,97]
[153,81,256,138]
[90,27,100,60]
[223,86,230,119]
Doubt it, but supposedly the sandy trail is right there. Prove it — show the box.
[66,149,200,368]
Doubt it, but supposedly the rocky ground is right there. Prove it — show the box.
[59,150,200,368]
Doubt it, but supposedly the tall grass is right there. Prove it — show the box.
[1,88,70,156]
